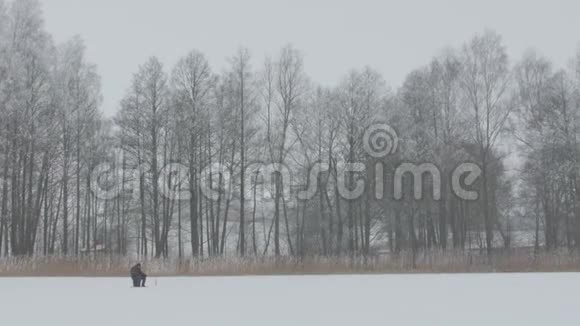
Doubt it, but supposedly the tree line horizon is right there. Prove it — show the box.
[0,0,578,260]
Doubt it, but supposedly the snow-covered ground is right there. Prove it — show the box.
[1,273,578,325]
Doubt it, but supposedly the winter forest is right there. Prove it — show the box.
[1,0,580,273]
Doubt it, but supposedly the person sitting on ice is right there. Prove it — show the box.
[130,263,147,287]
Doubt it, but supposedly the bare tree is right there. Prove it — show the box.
[460,30,513,256]
[171,50,214,257]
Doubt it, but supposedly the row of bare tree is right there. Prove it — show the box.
[0,0,579,259]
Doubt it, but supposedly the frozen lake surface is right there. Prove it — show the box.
[1,273,579,325]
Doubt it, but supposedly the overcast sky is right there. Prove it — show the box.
[40,0,579,117]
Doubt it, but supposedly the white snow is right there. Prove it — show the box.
[1,273,578,325]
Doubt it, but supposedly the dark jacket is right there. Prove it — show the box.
[130,264,145,278]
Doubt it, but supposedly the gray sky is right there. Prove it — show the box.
[40,0,579,117]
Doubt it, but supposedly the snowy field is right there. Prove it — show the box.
[1,273,579,325]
